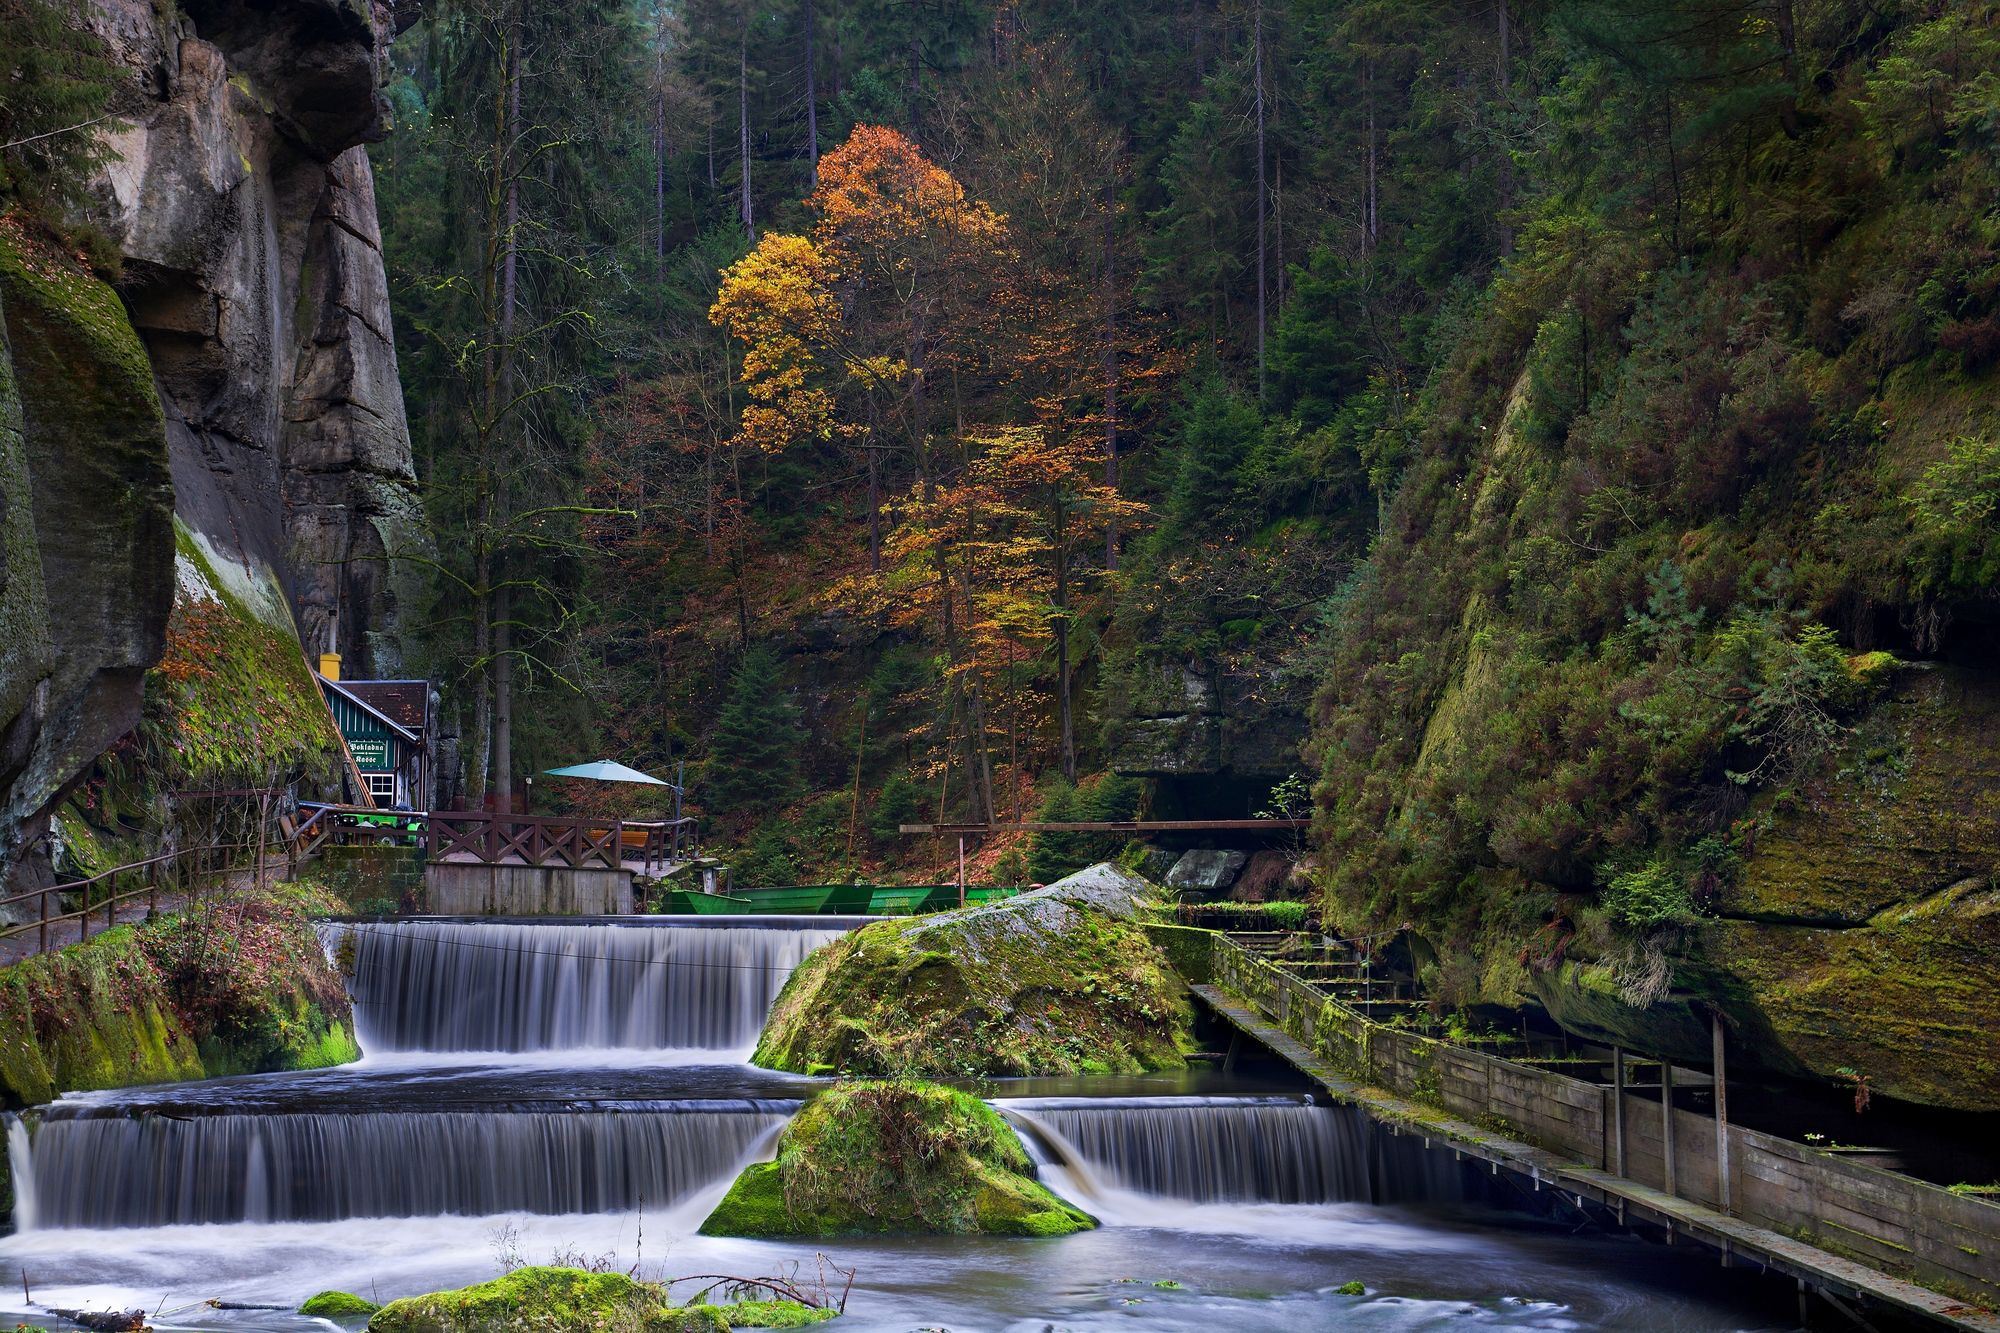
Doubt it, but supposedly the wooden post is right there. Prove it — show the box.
[1612,1046,1626,1177]
[1661,1060,1677,1199]
[956,835,966,907]
[1713,1009,1732,1213]
[38,888,48,954]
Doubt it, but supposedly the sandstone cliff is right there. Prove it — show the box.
[0,0,426,889]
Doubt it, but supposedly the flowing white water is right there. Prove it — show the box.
[4,1116,34,1233]
[22,1106,791,1229]
[324,920,846,1055]
[1001,1095,1463,1222]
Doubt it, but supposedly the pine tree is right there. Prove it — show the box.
[704,646,801,813]
[0,0,118,217]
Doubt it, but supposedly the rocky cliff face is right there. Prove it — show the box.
[0,0,425,888]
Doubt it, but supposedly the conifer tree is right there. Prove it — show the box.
[0,0,117,216]
[704,646,801,813]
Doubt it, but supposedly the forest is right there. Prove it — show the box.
[372,0,1999,951]
[2,0,2000,1326]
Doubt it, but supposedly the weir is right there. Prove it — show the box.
[25,1106,791,1228]
[325,918,851,1054]
[1000,1095,1460,1206]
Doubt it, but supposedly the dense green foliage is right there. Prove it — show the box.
[373,1,2000,979]
[704,646,801,813]
[700,1079,1094,1237]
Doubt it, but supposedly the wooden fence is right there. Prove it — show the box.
[1207,933,2000,1309]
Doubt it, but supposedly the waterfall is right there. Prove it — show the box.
[23,1105,792,1229]
[1000,1096,1463,1207]
[5,1114,35,1232]
[325,921,846,1055]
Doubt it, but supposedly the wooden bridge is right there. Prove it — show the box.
[294,805,698,874]
[290,806,702,915]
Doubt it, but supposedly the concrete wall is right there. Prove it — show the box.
[423,863,633,916]
[1209,938,2000,1308]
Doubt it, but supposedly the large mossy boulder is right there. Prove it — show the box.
[700,1080,1093,1239]
[366,1267,833,1332]
[754,863,1192,1076]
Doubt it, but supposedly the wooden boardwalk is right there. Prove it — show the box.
[1192,983,2000,1333]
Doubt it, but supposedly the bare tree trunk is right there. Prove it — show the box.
[1365,59,1378,252]
[1496,0,1515,255]
[1054,496,1075,782]
[739,22,754,240]
[803,0,819,187]
[1253,0,1267,402]
[655,92,667,279]
[492,30,522,811]
[865,436,882,571]
[1101,182,1119,571]
[494,588,513,808]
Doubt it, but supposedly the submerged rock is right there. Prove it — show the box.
[699,1080,1093,1239]
[753,863,1192,1076]
[365,1267,831,1332]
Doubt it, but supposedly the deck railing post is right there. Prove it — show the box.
[1713,1009,1731,1213]
[1612,1046,1626,1177]
[1661,1060,1677,1200]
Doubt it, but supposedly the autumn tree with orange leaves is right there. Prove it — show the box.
[711,125,1008,570]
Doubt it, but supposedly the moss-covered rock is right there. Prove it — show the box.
[0,216,173,878]
[754,864,1192,1077]
[1535,667,2000,1110]
[0,882,356,1107]
[364,1268,828,1332]
[302,1290,381,1317]
[700,1080,1093,1239]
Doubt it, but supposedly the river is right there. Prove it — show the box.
[0,918,1800,1330]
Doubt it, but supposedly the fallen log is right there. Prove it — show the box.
[47,1310,148,1332]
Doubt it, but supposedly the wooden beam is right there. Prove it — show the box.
[898,819,1308,834]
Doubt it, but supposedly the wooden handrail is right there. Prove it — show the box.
[0,839,274,953]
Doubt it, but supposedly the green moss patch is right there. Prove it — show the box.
[700,1080,1093,1239]
[302,1290,381,1317]
[0,883,356,1107]
[364,1268,828,1332]
[142,522,342,788]
[754,880,1192,1077]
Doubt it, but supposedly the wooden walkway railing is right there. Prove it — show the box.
[0,804,703,962]
[0,840,268,954]
[425,811,698,873]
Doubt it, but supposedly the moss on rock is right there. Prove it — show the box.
[700,1080,1093,1239]
[754,864,1191,1077]
[302,1290,381,1317]
[364,1268,826,1332]
[1533,667,2000,1110]
[0,883,356,1107]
